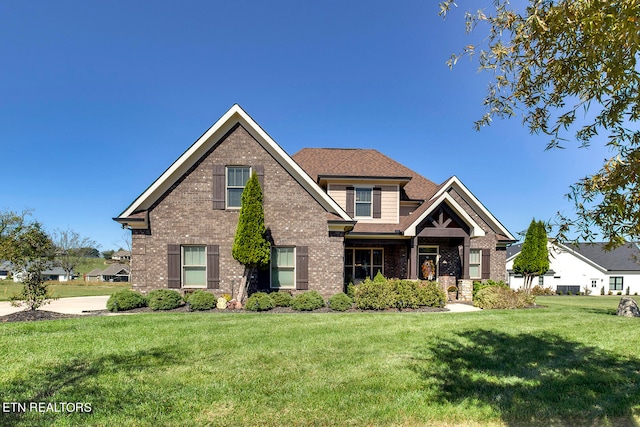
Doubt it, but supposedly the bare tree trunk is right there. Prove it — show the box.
[235,265,255,305]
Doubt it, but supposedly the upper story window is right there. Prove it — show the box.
[355,188,372,217]
[226,166,250,208]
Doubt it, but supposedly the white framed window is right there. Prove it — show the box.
[226,166,251,208]
[469,249,481,279]
[354,188,372,217]
[271,247,295,289]
[591,279,598,288]
[610,276,623,291]
[539,276,544,286]
[182,246,206,288]
[344,248,383,284]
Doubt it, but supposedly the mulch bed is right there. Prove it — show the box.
[1,304,450,323]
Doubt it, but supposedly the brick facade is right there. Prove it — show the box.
[130,125,344,298]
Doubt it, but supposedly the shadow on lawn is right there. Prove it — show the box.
[1,346,181,427]
[412,329,640,426]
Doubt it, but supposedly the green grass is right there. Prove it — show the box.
[1,296,639,426]
[74,258,112,275]
[0,280,130,301]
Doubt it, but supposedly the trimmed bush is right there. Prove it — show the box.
[473,286,536,309]
[531,285,554,295]
[270,292,293,307]
[417,281,447,308]
[147,289,183,311]
[245,292,275,312]
[472,280,509,299]
[107,289,147,312]
[188,290,216,311]
[353,278,446,310]
[328,293,353,311]
[354,278,395,310]
[393,280,421,309]
[291,291,325,311]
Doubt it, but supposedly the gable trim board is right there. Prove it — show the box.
[114,104,352,227]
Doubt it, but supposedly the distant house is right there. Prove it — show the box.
[507,241,640,295]
[0,260,11,280]
[86,268,103,282]
[114,104,515,299]
[99,264,131,282]
[112,250,131,262]
[12,265,71,282]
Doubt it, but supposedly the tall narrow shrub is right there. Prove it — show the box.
[513,219,549,293]
[232,172,270,303]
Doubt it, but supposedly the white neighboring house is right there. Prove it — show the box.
[0,260,11,280]
[111,250,131,262]
[11,265,71,282]
[506,241,640,295]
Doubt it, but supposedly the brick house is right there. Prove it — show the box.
[114,104,515,299]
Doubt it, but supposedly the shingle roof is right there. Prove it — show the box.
[292,148,439,201]
[101,264,131,276]
[508,242,640,271]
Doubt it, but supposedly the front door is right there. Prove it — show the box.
[418,246,438,281]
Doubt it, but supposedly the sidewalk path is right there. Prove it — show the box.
[445,303,481,312]
[0,295,109,316]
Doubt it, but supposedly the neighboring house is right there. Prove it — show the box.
[12,265,70,282]
[114,104,515,298]
[112,250,131,262]
[506,241,640,295]
[85,265,131,282]
[86,268,103,282]
[0,260,11,280]
[99,264,131,282]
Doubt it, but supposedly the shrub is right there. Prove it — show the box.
[473,286,535,309]
[531,285,555,295]
[473,280,508,299]
[188,290,216,311]
[147,289,183,311]
[346,282,356,300]
[107,289,147,312]
[291,291,325,311]
[373,271,386,283]
[245,292,275,312]
[270,292,293,307]
[417,281,447,308]
[393,280,421,309]
[328,293,353,311]
[354,278,395,310]
[557,290,563,295]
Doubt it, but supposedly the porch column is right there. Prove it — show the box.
[409,237,418,280]
[462,236,470,279]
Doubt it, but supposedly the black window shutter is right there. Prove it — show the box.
[346,187,354,217]
[373,187,382,218]
[296,246,309,290]
[254,164,264,190]
[212,164,225,210]
[481,249,491,279]
[207,245,220,289]
[167,244,181,288]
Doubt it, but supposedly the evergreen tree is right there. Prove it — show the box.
[232,172,270,304]
[513,219,550,293]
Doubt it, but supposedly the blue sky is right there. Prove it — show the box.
[1,1,612,251]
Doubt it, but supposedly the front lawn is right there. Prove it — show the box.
[1,296,639,426]
[0,280,130,301]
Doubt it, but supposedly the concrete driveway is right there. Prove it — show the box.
[0,295,109,316]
